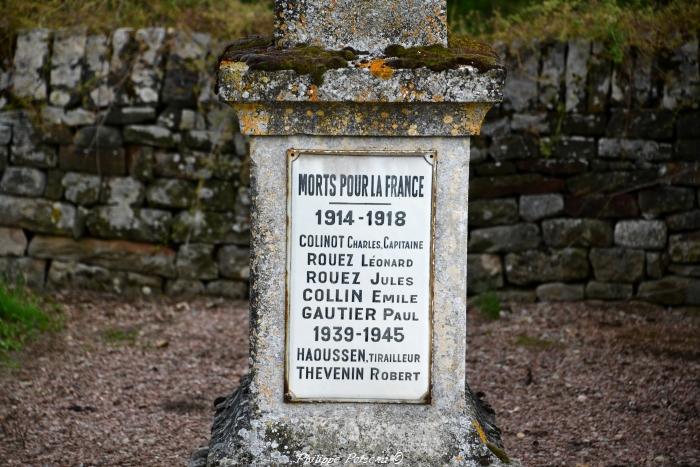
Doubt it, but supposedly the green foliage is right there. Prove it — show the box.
[473,292,501,320]
[0,282,59,356]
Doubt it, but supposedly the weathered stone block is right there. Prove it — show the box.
[589,247,645,283]
[638,186,695,218]
[84,33,112,108]
[637,276,693,306]
[510,113,549,134]
[489,134,538,161]
[505,248,589,285]
[206,280,248,299]
[471,174,565,198]
[585,281,633,300]
[469,223,540,253]
[100,177,145,206]
[197,180,237,211]
[10,144,58,169]
[165,279,205,296]
[661,39,699,110]
[646,252,669,279]
[565,193,639,218]
[598,138,671,162]
[542,218,613,247]
[536,282,584,302]
[44,170,64,200]
[546,136,596,159]
[614,220,667,249]
[49,28,87,107]
[11,29,50,100]
[519,194,564,221]
[124,125,177,148]
[667,210,700,232]
[162,32,210,106]
[58,144,126,175]
[176,243,218,280]
[473,161,516,176]
[74,126,123,148]
[154,150,215,180]
[515,158,588,176]
[567,170,658,196]
[218,245,250,280]
[562,114,606,136]
[586,42,611,113]
[503,41,539,112]
[606,109,675,139]
[130,28,166,105]
[666,162,700,186]
[47,260,161,294]
[668,264,700,277]
[0,167,46,196]
[565,39,591,112]
[171,210,247,244]
[62,172,101,205]
[0,228,28,256]
[0,124,11,145]
[0,256,46,288]
[104,106,157,125]
[28,235,176,277]
[466,254,503,294]
[0,195,77,236]
[669,232,700,263]
[539,41,565,109]
[126,146,155,181]
[86,206,170,243]
[146,179,195,208]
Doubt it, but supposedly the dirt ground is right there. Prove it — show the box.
[0,293,698,466]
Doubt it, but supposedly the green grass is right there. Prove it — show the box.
[0,282,60,358]
[473,291,501,320]
[102,326,139,345]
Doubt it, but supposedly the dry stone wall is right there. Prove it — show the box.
[0,29,698,304]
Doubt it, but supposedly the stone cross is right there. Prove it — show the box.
[207,0,507,465]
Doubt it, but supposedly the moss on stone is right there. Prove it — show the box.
[218,36,357,85]
[383,37,502,72]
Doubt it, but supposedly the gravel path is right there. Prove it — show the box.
[0,294,698,466]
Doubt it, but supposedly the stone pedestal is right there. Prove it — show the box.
[206,1,507,465]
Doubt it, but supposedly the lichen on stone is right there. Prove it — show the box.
[218,36,357,85]
[383,37,503,73]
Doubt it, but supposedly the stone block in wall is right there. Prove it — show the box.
[11,29,50,101]
[665,162,700,186]
[675,140,700,161]
[84,34,113,108]
[0,167,46,196]
[58,145,127,176]
[0,228,27,256]
[586,42,611,113]
[646,252,669,279]
[633,51,654,107]
[535,283,584,302]
[503,41,539,113]
[546,136,596,159]
[104,107,157,125]
[109,28,137,105]
[0,124,11,145]
[567,170,659,197]
[218,245,250,280]
[124,125,178,148]
[589,247,645,283]
[0,195,77,236]
[669,231,700,262]
[43,107,97,127]
[466,254,503,294]
[481,116,509,139]
[667,210,700,232]
[180,110,207,131]
[0,147,6,173]
[489,134,538,161]
[86,206,171,243]
[469,224,540,253]
[519,194,564,221]
[638,186,695,218]
[677,112,700,138]
[510,113,549,134]
[28,235,176,277]
[611,51,633,107]
[542,218,613,247]
[62,172,101,205]
[156,107,182,129]
[165,279,205,296]
[47,260,162,294]
[515,158,588,176]
[668,264,700,277]
[216,153,244,181]
[564,193,639,218]
[585,281,633,301]
[0,256,46,288]
[40,124,73,146]
[11,144,58,169]
[74,126,123,148]
[614,220,667,249]
[661,39,699,110]
[44,170,64,200]
[146,179,195,209]
[562,114,606,136]
[637,276,698,306]
[162,31,211,107]
[471,174,565,198]
[606,110,675,140]
[176,243,218,280]
[100,177,145,206]
[183,130,219,151]
[171,210,248,244]
[197,180,237,212]
[565,39,591,113]
[130,28,167,105]
[206,280,247,299]
[49,28,87,107]
[598,138,672,162]
[473,162,516,176]
[154,150,215,180]
[468,199,518,227]
[505,248,589,285]
[127,146,155,181]
[539,41,566,109]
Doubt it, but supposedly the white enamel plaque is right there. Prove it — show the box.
[285,150,435,403]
